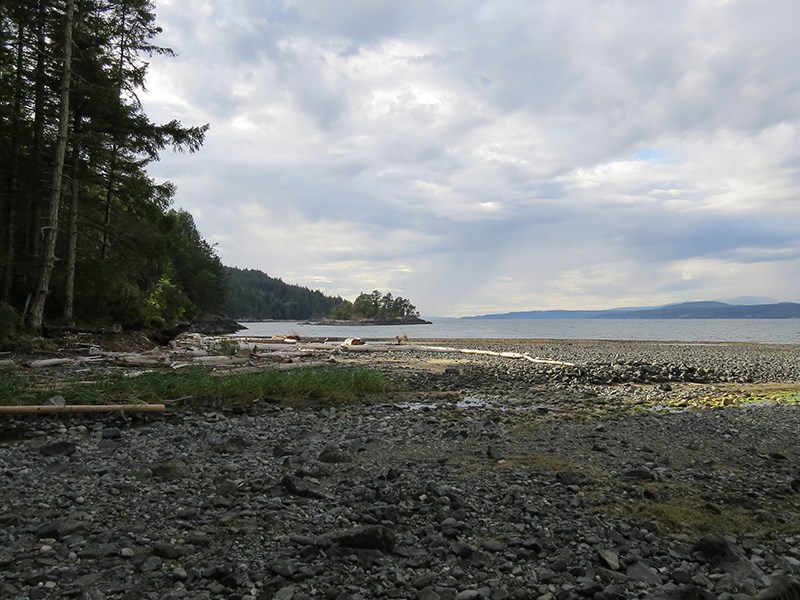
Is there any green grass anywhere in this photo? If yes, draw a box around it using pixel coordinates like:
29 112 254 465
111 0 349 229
0 366 394 407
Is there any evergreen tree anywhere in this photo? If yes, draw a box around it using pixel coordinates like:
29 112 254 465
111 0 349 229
0 0 218 332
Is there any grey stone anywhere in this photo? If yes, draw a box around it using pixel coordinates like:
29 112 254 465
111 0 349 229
626 561 662 585
330 525 396 553
281 474 330 499
318 444 351 463
39 440 76 456
151 460 192 480
598 548 620 570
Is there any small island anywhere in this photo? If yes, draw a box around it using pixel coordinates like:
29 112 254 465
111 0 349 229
307 290 431 326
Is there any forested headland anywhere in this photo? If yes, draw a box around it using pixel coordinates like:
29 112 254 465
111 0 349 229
0 0 225 339
223 266 344 321
0 1 424 344
223 269 425 325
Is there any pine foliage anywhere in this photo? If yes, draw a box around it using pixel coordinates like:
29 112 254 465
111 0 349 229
0 0 224 330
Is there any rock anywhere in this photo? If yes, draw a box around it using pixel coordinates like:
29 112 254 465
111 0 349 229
329 525 396 553
626 561 662 585
318 444 351 463
449 542 474 559
35 521 64 539
647 585 716 599
621 466 656 481
480 539 506 553
487 446 504 461
39 440 77 456
152 543 184 559
755 577 800 599
139 556 162 572
693 533 741 563
598 548 620 570
212 434 247 453
151 460 192 480
281 474 330 499
189 314 245 335
102 427 122 439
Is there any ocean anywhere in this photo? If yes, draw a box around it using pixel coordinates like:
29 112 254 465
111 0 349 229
229 318 800 344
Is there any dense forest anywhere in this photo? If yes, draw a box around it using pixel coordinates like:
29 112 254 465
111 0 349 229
0 0 225 337
223 266 344 321
329 290 419 321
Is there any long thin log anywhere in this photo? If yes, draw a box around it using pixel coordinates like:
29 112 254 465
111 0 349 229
272 361 331 370
0 403 165 414
26 358 76 368
252 351 314 359
336 343 575 366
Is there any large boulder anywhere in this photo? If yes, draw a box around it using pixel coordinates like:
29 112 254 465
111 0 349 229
189 314 245 335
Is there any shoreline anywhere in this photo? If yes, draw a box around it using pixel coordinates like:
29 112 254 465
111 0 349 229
1 337 799 598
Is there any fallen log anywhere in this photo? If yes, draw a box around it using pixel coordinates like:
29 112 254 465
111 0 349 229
272 360 332 370
25 358 76 368
336 343 575 366
188 355 249 365
252 351 315 360
0 403 165 414
111 355 167 366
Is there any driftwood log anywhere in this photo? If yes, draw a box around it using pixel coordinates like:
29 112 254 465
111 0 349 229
336 343 575 366
0 403 165 414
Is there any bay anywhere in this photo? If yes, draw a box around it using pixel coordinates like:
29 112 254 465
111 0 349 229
230 318 800 344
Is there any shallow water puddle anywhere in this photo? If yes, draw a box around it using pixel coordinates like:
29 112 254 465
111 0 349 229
389 396 558 414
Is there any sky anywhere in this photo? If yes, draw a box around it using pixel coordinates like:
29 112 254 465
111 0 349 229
141 0 800 317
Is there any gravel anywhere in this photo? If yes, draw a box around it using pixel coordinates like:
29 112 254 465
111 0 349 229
1 339 800 600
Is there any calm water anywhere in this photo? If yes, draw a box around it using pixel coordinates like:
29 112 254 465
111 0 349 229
230 318 800 344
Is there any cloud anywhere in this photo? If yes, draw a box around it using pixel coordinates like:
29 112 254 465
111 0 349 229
143 0 800 315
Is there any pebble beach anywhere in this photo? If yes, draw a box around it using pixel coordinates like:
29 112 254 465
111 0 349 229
1 338 800 600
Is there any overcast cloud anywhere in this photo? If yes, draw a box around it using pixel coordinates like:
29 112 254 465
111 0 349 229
142 0 800 316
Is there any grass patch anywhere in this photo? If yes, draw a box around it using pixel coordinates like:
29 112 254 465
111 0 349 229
618 495 800 537
596 480 800 537
498 452 587 472
0 366 393 407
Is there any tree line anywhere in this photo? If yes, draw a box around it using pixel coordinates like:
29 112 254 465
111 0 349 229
223 267 345 321
0 0 225 335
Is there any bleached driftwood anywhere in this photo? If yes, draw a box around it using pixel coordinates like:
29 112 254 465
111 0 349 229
111 354 168 366
171 356 250 370
252 351 316 360
335 342 575 366
25 358 76 368
271 360 332 370
431 346 575 366
189 355 249 365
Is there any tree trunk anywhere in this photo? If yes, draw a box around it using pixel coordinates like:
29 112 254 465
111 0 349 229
1 20 27 304
100 145 117 261
63 115 81 324
27 0 75 332
27 0 48 262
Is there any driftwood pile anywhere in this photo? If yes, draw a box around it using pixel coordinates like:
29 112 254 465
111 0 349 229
2 334 575 373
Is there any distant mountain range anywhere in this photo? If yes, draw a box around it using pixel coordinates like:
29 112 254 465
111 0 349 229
465 301 800 320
